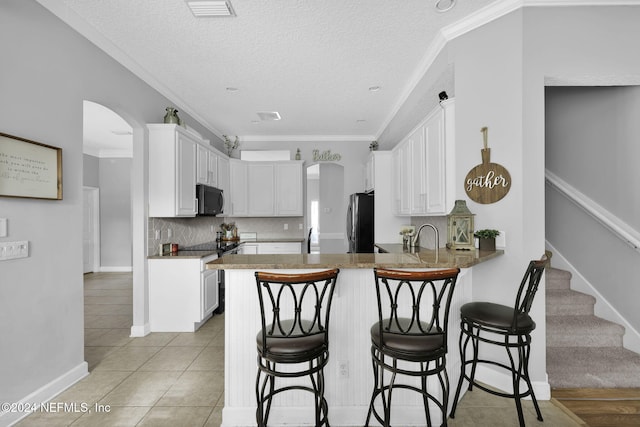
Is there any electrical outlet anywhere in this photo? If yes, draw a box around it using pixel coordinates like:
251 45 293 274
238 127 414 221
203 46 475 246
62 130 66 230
284 223 288 230
167 228 172 239
0 241 29 261
155 229 161 240
338 360 349 378
299 223 303 230
0 218 7 237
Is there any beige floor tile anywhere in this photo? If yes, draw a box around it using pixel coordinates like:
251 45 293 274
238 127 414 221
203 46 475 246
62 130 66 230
167 331 216 347
84 295 132 305
155 371 224 407
126 332 178 347
204 406 223 427
91 346 162 371
139 346 204 371
84 314 132 329
84 328 109 343
187 346 225 371
70 406 150 427
84 304 132 316
100 371 182 406
137 406 214 426
84 346 120 371
14 408 84 426
85 328 132 347
55 370 132 405
84 288 132 297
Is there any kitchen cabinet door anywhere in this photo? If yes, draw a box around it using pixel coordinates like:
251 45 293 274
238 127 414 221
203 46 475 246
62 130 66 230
424 107 447 214
410 128 427 215
148 124 198 217
196 143 210 185
208 150 218 188
217 156 230 213
201 269 219 319
229 159 248 216
275 162 303 216
248 163 275 216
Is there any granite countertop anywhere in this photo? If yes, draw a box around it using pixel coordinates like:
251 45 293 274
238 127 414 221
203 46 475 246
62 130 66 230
240 238 305 243
148 250 218 260
205 247 503 270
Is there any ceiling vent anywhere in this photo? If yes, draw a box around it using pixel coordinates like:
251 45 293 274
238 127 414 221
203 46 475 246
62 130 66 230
257 111 281 121
186 1 236 17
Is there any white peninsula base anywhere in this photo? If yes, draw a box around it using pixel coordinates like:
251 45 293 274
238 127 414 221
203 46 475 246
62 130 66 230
221 267 472 427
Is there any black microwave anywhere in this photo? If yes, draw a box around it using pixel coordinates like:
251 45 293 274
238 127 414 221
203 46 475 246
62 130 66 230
196 185 224 216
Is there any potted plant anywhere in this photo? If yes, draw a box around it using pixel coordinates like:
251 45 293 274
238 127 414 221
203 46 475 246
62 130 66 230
474 229 500 251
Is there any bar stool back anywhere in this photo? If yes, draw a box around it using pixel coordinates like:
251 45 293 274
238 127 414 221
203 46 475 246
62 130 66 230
255 268 340 427
365 267 460 427
449 258 546 427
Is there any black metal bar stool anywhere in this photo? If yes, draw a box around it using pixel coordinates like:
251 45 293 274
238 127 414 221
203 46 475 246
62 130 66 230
449 259 546 427
365 267 460 427
255 268 340 427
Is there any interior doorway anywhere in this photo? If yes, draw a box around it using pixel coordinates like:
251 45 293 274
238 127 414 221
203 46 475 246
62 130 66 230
306 162 345 254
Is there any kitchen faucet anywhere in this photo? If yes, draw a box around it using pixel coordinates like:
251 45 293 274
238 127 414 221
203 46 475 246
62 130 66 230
411 223 440 251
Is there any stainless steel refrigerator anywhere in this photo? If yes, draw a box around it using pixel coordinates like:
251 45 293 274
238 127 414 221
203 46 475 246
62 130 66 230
346 192 374 253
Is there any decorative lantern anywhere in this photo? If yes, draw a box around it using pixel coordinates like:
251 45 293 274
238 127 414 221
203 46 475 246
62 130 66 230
446 200 475 251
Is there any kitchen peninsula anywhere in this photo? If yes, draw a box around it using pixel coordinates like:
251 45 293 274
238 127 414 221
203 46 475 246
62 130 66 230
206 247 503 427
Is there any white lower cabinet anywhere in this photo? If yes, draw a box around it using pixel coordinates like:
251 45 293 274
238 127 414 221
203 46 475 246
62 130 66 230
238 242 301 254
149 254 218 332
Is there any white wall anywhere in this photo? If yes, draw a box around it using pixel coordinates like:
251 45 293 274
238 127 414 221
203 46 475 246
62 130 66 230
0 1 219 418
545 86 640 333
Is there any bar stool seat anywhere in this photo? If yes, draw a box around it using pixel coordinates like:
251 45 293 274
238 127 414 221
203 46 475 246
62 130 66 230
370 320 446 360
459 302 535 331
256 319 326 361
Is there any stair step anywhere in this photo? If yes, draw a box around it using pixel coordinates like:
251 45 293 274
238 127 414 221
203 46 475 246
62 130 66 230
546 315 625 348
546 289 596 316
546 267 572 290
547 346 640 388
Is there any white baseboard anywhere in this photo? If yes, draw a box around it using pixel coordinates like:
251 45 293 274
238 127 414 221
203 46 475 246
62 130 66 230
546 242 640 354
222 404 444 427
99 266 133 272
130 323 151 337
0 362 88 427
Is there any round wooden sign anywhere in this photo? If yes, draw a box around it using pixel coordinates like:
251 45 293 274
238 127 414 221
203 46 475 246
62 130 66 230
464 128 511 204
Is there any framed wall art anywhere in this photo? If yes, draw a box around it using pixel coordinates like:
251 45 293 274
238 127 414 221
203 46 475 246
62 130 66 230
0 132 63 200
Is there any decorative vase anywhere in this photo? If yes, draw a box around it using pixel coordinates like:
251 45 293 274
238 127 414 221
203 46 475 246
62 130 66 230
163 107 180 124
478 237 496 252
295 148 301 160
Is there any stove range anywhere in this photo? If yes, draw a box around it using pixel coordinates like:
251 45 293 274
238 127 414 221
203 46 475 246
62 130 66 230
182 241 239 256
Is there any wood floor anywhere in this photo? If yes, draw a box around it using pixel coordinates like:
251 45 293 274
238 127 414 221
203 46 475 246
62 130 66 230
552 388 640 427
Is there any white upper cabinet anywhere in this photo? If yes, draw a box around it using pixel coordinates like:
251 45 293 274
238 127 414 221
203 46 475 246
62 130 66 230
230 160 303 217
391 99 455 216
248 162 275 216
148 124 199 217
229 159 249 216
196 142 221 188
275 162 303 216
217 156 230 211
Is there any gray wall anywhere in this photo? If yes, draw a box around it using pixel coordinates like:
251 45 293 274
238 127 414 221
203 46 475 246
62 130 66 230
83 154 99 187
546 86 640 332
0 0 218 411
99 158 132 268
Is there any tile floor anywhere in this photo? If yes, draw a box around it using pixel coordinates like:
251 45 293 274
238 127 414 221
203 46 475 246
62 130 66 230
16 272 581 427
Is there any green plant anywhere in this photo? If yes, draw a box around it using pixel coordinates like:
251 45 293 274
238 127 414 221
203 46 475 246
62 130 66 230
474 229 500 239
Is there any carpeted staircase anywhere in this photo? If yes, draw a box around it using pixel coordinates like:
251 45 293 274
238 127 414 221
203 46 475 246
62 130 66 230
546 266 640 388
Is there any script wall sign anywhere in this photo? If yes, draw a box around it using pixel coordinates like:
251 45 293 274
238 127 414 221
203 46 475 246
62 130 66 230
464 127 511 204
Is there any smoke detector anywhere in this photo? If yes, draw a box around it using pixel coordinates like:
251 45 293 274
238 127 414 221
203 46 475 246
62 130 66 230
186 1 236 17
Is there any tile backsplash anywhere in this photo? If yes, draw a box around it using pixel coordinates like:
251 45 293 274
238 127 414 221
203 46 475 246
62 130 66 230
148 216 305 255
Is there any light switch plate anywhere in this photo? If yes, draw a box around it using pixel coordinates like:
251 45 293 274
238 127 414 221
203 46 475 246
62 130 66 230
0 241 29 261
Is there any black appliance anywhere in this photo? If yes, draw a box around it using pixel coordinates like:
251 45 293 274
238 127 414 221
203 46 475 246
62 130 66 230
346 192 374 253
196 184 224 216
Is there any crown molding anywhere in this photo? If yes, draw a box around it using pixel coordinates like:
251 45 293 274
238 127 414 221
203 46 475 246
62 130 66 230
242 134 376 143
34 0 226 141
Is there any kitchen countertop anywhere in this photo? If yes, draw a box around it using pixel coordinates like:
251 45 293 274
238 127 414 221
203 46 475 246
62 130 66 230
205 247 503 270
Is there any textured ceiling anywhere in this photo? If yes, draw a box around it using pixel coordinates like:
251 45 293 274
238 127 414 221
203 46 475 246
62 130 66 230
39 0 499 142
